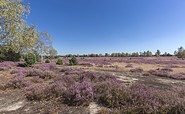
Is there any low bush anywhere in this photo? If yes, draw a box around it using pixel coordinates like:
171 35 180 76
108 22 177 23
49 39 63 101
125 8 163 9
130 67 143 73
69 56 78 65
170 73 185 80
0 47 21 62
56 58 63 65
27 69 57 79
45 59 50 63
63 78 94 106
25 84 47 101
125 64 133 68
25 53 36 67
94 80 126 108
3 77 31 89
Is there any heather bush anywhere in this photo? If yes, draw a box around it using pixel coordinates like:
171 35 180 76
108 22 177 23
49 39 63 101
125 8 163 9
69 56 78 65
148 69 170 77
130 67 143 73
125 64 133 68
94 80 126 108
170 73 185 80
56 58 63 65
79 62 93 67
147 68 185 80
0 61 16 70
60 67 72 72
45 59 50 63
30 77 44 83
27 69 57 79
63 78 94 106
27 69 44 77
25 84 47 101
161 67 173 72
3 77 31 89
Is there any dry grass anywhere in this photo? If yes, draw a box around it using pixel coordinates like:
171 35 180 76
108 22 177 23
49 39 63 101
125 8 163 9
0 71 12 84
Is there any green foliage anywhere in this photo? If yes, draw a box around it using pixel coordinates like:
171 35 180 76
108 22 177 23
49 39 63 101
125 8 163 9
0 46 21 62
176 47 185 59
49 47 57 59
0 0 29 51
56 58 63 65
0 0 57 60
155 49 161 56
25 53 36 67
45 59 50 63
69 56 78 65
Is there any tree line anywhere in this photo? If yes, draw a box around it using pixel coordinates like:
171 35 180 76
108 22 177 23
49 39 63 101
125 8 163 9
64 50 173 58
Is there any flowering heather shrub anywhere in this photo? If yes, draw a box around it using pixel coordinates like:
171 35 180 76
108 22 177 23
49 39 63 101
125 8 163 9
148 69 170 77
161 67 173 72
33 63 57 71
125 64 133 68
94 80 126 108
3 77 31 89
79 62 93 67
170 73 185 80
143 72 150 76
25 84 47 101
60 67 72 72
27 69 44 77
63 78 94 106
30 77 44 83
130 67 143 73
0 61 16 70
128 84 163 113
10 67 28 75
27 69 57 79
147 69 185 80
79 71 119 83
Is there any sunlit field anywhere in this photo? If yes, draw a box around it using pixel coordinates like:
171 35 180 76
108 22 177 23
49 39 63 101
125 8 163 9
0 56 185 113
1 0 185 113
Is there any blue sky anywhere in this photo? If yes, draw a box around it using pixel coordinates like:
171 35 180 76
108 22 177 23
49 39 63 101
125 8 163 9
27 0 185 55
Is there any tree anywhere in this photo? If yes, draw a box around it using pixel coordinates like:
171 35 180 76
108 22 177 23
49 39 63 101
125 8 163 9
0 0 29 51
146 51 152 57
69 56 78 65
0 0 57 63
49 47 57 59
155 50 161 57
176 46 185 59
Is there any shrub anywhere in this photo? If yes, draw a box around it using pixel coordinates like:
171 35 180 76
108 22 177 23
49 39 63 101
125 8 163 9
3 77 31 89
169 73 185 80
130 67 143 73
0 61 16 70
27 69 57 79
45 59 50 63
94 80 126 108
56 58 63 65
25 84 47 101
69 56 78 65
161 67 173 72
0 47 21 62
125 64 133 68
63 78 94 106
25 53 36 67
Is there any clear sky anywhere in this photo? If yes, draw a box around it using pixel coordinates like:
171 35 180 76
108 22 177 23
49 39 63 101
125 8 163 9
27 0 185 55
